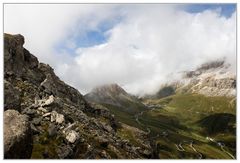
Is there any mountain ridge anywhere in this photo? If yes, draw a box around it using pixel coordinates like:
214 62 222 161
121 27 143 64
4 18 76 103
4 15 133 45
4 33 151 159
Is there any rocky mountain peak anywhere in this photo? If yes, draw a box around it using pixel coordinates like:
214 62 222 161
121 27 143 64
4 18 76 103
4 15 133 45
175 59 236 97
91 83 127 96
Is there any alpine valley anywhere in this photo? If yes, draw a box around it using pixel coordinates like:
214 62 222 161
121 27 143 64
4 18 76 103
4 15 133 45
4 34 236 159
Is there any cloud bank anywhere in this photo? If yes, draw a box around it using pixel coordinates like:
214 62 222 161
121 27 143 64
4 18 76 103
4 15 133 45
4 4 236 96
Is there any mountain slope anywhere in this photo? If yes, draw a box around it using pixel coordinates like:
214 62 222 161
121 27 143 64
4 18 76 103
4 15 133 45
85 83 147 114
139 60 236 159
4 33 151 159
84 84 148 129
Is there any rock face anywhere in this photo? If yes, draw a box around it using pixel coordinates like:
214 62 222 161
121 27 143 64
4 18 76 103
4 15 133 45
163 60 236 97
4 80 21 111
4 110 33 158
4 33 150 159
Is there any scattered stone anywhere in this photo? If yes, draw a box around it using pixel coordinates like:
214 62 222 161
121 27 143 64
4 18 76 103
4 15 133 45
66 130 79 143
62 122 76 134
43 112 51 117
42 95 54 107
51 111 65 124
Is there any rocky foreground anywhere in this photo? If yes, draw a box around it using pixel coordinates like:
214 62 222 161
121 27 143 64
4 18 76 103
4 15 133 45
4 33 151 159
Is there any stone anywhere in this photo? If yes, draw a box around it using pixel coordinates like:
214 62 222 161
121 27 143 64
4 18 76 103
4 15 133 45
102 124 113 133
4 110 33 158
22 107 36 116
43 112 51 117
38 106 48 113
4 80 21 111
66 130 79 143
51 111 65 124
32 117 42 125
42 95 54 107
48 124 57 137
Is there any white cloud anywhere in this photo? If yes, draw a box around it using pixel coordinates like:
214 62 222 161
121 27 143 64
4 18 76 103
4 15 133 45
4 4 236 96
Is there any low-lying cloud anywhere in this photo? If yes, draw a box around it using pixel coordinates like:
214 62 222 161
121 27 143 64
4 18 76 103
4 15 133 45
4 4 236 96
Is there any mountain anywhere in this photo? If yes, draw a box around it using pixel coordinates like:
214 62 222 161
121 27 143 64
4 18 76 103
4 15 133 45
84 84 148 129
85 83 147 114
176 60 236 97
3 34 151 159
139 60 236 159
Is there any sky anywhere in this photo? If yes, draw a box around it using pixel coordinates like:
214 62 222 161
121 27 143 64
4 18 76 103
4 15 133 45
4 4 236 96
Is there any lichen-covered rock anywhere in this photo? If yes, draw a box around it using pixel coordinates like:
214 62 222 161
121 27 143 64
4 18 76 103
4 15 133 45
4 110 33 159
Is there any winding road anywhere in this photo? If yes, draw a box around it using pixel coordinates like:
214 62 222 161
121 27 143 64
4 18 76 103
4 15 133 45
206 137 235 159
134 105 204 159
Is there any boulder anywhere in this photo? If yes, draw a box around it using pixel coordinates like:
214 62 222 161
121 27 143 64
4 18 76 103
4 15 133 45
4 110 33 158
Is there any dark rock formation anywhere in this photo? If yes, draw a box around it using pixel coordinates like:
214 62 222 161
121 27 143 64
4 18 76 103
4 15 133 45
4 80 21 111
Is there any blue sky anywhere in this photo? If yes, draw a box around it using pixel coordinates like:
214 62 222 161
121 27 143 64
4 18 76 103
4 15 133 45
55 4 236 55
184 4 236 18
55 15 123 55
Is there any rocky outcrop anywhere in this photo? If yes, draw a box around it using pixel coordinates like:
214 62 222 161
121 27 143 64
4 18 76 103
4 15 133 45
4 33 150 159
4 80 21 111
168 60 236 97
4 110 33 158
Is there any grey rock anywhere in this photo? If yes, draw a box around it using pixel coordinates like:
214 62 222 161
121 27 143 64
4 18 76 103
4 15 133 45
32 117 42 125
4 80 21 111
22 107 36 116
4 110 33 158
48 124 57 137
